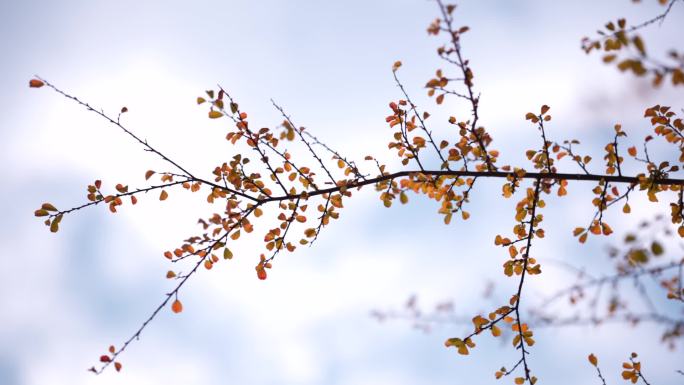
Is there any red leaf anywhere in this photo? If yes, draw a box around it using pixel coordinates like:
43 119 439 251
257 268 267 280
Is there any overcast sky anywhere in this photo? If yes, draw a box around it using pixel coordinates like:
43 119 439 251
2 1 684 384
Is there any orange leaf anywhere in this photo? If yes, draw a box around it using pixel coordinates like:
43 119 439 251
588 353 598 366
114 362 122 372
29 79 44 88
159 190 168 201
171 299 183 313
627 146 637 157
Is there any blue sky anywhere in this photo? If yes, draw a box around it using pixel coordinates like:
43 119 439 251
2 1 684 384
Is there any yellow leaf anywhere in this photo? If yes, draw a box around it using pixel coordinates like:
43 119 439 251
330 195 343 208
208 110 223 119
49 215 62 233
41 203 58 211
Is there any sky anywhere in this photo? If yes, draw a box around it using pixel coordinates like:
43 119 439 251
1 1 684 384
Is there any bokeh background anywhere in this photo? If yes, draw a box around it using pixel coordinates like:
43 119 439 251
1 0 683 384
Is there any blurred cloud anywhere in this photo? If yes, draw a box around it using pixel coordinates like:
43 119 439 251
2 1 683 384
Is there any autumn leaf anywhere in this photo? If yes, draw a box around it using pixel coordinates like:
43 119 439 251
41 203 58 211
257 268 267 280
29 79 44 88
627 146 637 156
588 353 598 366
171 299 183 313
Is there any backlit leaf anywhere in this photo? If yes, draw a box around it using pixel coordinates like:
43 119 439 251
171 299 183 313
